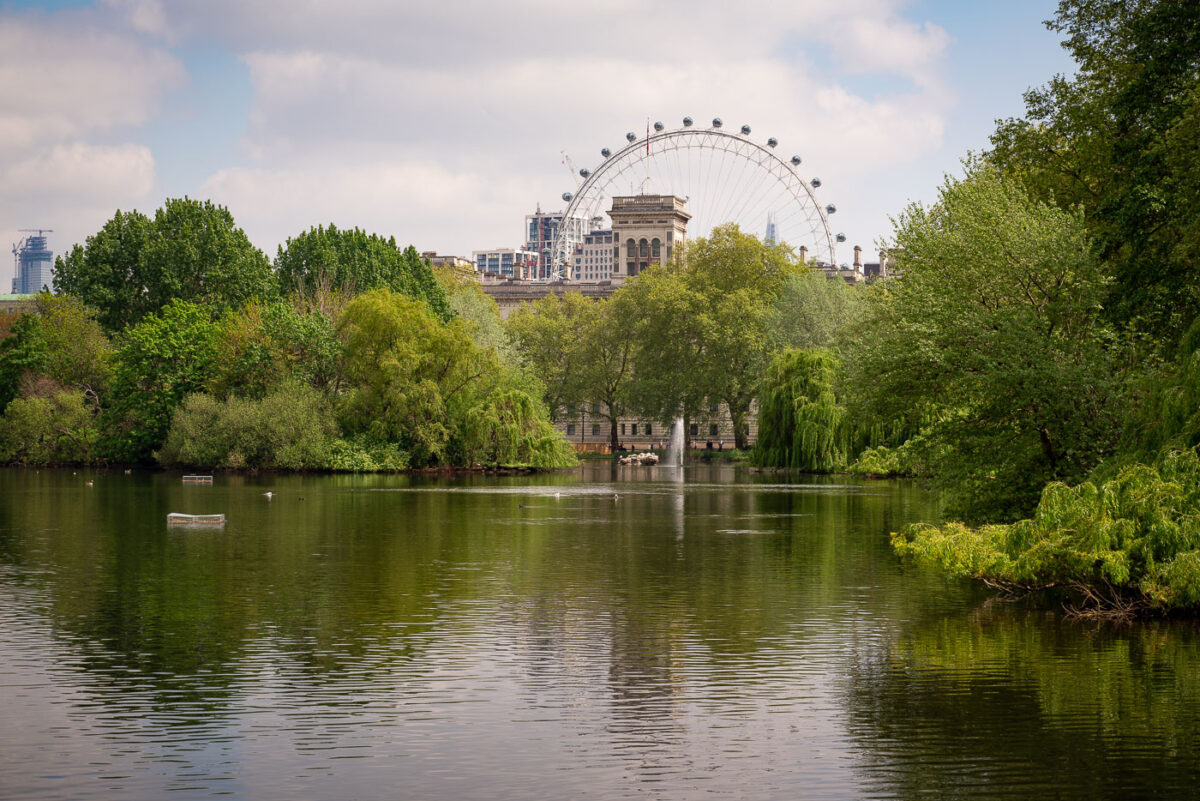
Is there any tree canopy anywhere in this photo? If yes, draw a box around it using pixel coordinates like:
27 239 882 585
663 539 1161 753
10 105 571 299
54 199 275 332
275 225 451 320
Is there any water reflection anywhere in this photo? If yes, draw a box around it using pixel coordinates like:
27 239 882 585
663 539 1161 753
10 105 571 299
844 605 1200 799
2 466 1199 799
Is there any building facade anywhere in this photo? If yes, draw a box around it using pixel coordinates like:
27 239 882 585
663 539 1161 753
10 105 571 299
570 228 615 282
608 195 690 285
420 251 473 269
472 248 538 280
526 207 601 280
12 231 53 295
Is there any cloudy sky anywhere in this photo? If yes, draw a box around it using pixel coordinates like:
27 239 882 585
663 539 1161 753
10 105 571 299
1 0 1073 288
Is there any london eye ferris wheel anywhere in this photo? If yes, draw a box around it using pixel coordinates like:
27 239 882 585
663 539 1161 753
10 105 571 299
551 117 843 280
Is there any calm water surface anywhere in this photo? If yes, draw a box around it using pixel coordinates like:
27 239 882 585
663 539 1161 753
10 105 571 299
1 464 1198 800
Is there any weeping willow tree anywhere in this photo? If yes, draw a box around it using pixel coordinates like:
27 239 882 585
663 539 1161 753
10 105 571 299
752 348 845 471
460 389 576 469
893 448 1200 616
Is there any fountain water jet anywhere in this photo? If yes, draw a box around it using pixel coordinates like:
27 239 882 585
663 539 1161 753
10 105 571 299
664 416 686 467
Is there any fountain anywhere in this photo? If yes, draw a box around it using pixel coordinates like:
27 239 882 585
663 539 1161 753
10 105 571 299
664 416 685 467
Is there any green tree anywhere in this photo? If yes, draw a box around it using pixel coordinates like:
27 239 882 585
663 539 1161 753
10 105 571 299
53 209 154 332
507 291 638 450
753 349 845 471
210 301 342 400
33 294 113 402
103 300 219 462
844 161 1126 520
158 381 338 469
337 289 494 466
0 386 97 465
767 268 861 351
0 313 48 412
275 225 451 320
989 0 1200 341
54 199 275 331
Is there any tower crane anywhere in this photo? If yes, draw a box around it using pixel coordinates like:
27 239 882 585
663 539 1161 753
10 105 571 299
561 150 582 189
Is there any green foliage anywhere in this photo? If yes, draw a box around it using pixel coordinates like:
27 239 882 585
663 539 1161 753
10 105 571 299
157 382 337 469
847 439 927 478
210 301 342 399
767 267 860 352
989 0 1200 341
460 389 577 468
752 349 845 471
1120 315 1200 461
0 313 48 412
54 199 275 332
844 162 1126 520
275 225 451 320
325 435 409 472
0 386 98 464
437 268 515 361
892 449 1200 613
32 294 113 396
52 209 154 332
103 300 219 463
507 291 636 448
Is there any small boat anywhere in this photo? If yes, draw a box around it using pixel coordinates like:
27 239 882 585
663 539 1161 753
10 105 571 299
182 475 214 485
167 513 226 526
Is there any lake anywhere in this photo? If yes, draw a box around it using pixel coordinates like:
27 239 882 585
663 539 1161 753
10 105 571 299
1 463 1198 799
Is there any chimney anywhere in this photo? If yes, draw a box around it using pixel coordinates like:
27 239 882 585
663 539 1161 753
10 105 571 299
853 245 862 269
799 245 808 265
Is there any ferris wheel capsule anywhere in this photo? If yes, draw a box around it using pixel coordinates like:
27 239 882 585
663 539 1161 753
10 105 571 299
683 116 694 126
740 124 751 135
601 147 611 158
767 137 778 148
791 155 801 166
653 121 664 132
580 168 590 178
712 117 723 128
811 177 822 187
826 204 837 214
626 132 637 142
562 192 573 202
836 232 847 243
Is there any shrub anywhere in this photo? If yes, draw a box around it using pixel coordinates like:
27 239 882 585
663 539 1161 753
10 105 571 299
158 382 337 469
892 449 1200 614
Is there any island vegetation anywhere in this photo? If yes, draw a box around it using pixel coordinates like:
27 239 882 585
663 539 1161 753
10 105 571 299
1 1 1198 613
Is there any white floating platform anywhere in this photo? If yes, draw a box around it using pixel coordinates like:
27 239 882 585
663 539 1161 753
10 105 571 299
167 513 225 526
182 475 214 484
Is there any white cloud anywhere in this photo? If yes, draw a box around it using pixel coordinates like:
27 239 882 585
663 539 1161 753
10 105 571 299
199 161 531 259
0 13 184 150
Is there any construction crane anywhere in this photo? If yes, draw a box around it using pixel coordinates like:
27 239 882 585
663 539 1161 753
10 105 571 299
561 150 582 189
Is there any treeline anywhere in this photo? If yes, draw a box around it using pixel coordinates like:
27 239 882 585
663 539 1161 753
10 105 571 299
0 199 573 471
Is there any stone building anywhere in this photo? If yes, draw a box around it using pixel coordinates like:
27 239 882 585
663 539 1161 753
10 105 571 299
609 195 690 285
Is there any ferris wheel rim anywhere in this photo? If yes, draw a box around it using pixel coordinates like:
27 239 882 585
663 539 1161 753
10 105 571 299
551 121 838 279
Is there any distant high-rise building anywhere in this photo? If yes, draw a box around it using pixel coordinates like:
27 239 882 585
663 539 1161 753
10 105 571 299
472 247 538 280
570 228 615 282
764 213 777 247
525 205 602 280
12 230 53 295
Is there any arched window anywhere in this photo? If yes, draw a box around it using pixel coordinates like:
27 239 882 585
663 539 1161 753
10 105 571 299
639 238 649 258
651 238 661 259
626 239 635 258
